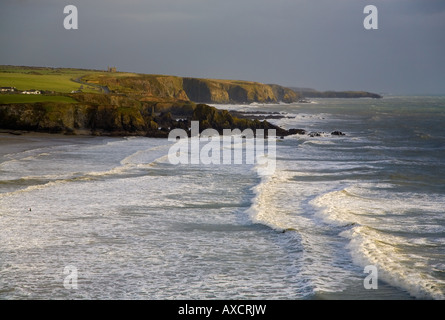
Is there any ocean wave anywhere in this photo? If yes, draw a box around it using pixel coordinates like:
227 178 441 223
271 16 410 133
245 170 292 231
313 184 445 299
341 225 445 300
244 166 364 296
0 142 173 200
0 179 70 201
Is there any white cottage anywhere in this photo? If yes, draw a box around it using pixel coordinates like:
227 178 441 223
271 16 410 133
0 87 16 92
22 90 41 95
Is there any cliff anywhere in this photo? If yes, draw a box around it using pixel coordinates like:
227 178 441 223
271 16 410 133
81 73 301 104
0 65 313 137
83 74 190 101
290 87 382 99
182 78 300 104
268 84 300 103
0 101 146 135
0 94 290 137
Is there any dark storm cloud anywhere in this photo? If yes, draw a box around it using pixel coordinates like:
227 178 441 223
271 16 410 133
0 0 444 94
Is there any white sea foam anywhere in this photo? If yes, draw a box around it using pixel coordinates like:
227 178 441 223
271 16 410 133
313 184 445 299
342 226 445 300
245 165 364 295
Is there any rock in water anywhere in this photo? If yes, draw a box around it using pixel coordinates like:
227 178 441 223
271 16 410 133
288 128 306 135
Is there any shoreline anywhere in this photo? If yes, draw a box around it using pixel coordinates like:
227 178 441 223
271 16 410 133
0 102 302 138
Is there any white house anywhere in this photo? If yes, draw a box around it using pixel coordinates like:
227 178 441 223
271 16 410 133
0 87 16 92
22 90 41 95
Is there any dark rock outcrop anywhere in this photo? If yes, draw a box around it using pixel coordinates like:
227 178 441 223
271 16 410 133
288 128 306 135
182 78 212 103
0 100 293 138
331 131 346 136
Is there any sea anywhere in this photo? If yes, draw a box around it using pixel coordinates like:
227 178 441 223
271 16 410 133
0 96 444 300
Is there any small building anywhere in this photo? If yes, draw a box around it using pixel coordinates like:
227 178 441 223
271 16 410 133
0 87 16 92
107 66 117 73
22 90 41 95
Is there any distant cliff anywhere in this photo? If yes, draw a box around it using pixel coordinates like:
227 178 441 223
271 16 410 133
81 73 301 104
290 87 382 99
182 78 300 104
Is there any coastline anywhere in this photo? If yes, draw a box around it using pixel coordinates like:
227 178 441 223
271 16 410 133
0 65 381 139
0 102 302 138
1 96 444 300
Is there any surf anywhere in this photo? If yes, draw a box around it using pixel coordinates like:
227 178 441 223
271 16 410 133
313 184 445 299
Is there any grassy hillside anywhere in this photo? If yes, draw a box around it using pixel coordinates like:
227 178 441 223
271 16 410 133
1 65 301 103
0 66 102 93
82 73 189 100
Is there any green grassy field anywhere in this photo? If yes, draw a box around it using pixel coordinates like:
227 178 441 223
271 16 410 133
0 65 103 93
0 94 78 104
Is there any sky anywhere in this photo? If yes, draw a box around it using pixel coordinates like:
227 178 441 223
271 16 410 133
1 0 444 94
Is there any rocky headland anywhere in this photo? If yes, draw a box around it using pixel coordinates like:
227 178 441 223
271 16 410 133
0 68 304 137
0 66 368 138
